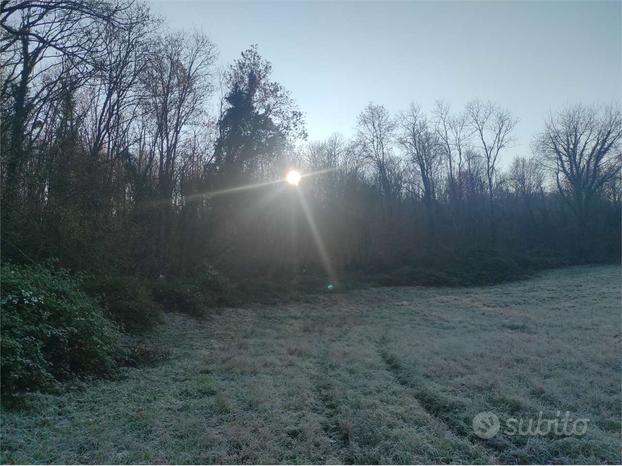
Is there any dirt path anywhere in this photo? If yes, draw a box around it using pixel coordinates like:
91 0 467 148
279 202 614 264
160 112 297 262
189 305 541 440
2 265 620 464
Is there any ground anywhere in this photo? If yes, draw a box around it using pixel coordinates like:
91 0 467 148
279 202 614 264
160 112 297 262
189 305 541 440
1 265 620 464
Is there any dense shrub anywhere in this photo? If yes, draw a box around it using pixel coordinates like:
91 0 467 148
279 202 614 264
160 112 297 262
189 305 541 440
152 265 234 316
152 280 206 316
84 276 163 333
373 248 564 287
1 263 120 396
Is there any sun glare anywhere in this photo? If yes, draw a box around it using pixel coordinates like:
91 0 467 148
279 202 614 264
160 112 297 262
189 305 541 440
286 170 302 186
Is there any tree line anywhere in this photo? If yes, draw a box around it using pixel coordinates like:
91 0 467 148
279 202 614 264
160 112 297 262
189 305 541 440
2 0 620 289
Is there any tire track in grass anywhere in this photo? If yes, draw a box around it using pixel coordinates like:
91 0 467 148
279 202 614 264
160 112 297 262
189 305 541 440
308 319 391 463
309 340 353 463
377 340 506 459
308 326 485 464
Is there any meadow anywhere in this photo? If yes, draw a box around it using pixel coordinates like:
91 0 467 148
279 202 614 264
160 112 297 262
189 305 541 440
1 265 620 464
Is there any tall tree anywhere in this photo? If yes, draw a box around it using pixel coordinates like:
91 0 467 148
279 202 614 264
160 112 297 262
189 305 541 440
433 100 469 202
398 104 441 210
354 103 397 209
212 44 305 186
0 0 133 197
537 104 622 239
139 31 216 270
465 99 516 208
141 31 215 204
80 3 152 160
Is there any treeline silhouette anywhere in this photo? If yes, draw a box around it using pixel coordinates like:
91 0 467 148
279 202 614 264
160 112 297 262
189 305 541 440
2 0 621 292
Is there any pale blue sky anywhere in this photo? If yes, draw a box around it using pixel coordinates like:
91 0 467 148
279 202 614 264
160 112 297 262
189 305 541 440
149 0 621 164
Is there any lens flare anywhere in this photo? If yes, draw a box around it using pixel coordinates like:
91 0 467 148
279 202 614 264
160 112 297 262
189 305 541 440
296 190 338 286
286 170 302 186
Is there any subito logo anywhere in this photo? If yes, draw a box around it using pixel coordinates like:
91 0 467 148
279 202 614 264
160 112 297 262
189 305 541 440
472 412 500 439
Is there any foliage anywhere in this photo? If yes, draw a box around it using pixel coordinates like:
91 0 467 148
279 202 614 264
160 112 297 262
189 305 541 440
83 275 163 334
0 263 120 396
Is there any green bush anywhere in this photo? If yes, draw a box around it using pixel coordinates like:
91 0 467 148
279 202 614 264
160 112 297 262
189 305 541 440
1 263 120 396
84 275 163 333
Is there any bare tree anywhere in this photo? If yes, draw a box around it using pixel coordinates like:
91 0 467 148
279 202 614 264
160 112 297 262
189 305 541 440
508 156 544 198
508 155 545 222
465 99 516 207
537 104 622 230
354 103 397 208
141 31 216 204
398 104 441 209
304 134 348 201
433 100 469 201
0 0 134 147
138 31 216 269
80 2 152 160
0 0 136 221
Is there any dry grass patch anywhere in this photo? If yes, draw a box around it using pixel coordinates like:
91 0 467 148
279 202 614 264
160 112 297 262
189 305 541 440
1 265 620 464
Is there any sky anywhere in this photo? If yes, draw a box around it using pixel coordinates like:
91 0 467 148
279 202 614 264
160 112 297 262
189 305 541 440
149 0 621 165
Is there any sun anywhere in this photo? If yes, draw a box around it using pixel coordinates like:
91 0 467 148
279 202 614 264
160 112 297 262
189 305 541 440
286 170 302 186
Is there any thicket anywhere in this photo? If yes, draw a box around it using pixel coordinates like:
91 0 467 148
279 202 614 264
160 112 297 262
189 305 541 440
1 263 120 396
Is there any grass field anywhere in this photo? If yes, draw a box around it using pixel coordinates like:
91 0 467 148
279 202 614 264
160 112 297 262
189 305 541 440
1 265 620 464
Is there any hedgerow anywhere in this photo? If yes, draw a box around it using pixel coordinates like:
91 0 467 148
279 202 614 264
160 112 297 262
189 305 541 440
1 263 120 396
